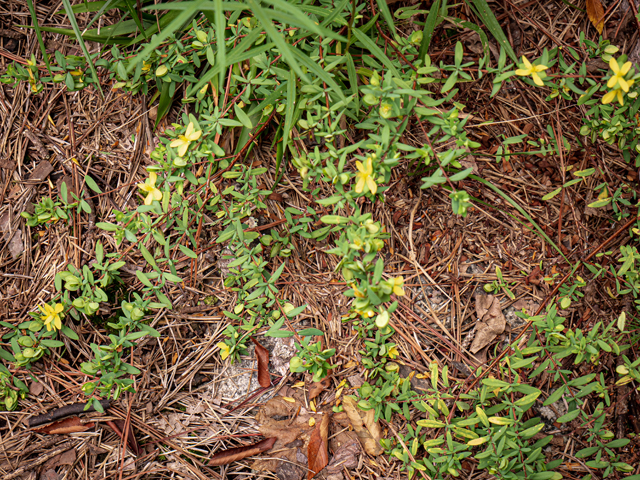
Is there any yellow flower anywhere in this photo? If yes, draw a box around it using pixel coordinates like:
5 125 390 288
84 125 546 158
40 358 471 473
170 122 202 157
388 345 399 359
352 285 366 298
515 56 548 86
607 58 633 92
392 276 405 296
217 342 230 360
602 84 635 106
141 61 152 72
356 308 375 318
39 303 64 332
137 172 163 205
354 156 377 195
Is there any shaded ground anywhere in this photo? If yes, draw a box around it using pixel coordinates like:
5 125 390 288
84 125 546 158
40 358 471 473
1 0 640 479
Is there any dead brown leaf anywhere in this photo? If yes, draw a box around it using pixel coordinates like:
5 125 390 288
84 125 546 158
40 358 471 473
307 413 330 479
341 396 383 456
32 416 94 435
586 0 605 34
107 420 142 456
327 431 360 472
470 294 506 354
309 377 330 400
251 337 271 388
209 437 276 466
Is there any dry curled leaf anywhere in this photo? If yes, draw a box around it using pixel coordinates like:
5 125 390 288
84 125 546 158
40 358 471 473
251 337 271 388
209 437 276 466
31 416 94 435
307 413 330 479
308 377 330 400
470 294 506 354
341 396 383 456
586 0 604 34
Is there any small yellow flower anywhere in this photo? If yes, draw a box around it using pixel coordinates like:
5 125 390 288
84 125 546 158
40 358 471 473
354 156 377 195
602 85 634 106
515 56 548 86
141 61 152 72
352 285 366 298
170 122 202 157
137 172 163 205
388 345 399 359
39 303 64 332
356 308 375 318
217 342 230 360
391 276 405 296
607 58 633 92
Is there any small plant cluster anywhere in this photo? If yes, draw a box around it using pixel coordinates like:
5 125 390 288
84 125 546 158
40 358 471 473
378 295 635 479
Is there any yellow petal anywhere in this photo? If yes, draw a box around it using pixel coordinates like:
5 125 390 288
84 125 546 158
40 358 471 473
355 160 365 173
532 72 544 86
619 77 629 92
602 89 616 104
55 316 62 330
366 176 377 195
54 304 64 314
188 129 202 142
365 156 373 175
393 285 405 296
45 322 52 332
616 89 625 106
151 188 163 201
148 172 157 185
178 142 189 157
144 193 154 205
607 76 618 89
185 122 194 138
620 61 632 76
609 57 619 74
355 175 365 193
515 69 530 77
170 139 184 148
521 56 532 69
39 305 47 314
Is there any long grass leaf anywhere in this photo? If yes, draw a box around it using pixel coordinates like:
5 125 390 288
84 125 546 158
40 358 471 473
468 0 516 61
128 0 204 72
374 0 397 38
189 27 266 95
418 0 441 60
26 0 51 74
61 0 103 97
122 0 148 39
57 0 124 15
246 0 307 83
290 46 347 102
345 52 359 111
352 28 400 78
214 0 226 90
470 174 570 263
27 25 133 45
263 0 347 41
282 69 296 158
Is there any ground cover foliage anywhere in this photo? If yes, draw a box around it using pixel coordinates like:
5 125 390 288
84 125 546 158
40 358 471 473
1 0 640 478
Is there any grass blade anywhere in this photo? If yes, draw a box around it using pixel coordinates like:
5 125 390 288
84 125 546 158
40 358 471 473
418 0 441 61
25 0 51 74
61 0 103 97
468 0 516 61
214 0 226 90
470 174 570 264
374 0 397 38
352 28 400 78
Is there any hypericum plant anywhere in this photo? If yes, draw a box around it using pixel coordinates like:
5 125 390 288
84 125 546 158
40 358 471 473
0 364 28 411
289 337 336 383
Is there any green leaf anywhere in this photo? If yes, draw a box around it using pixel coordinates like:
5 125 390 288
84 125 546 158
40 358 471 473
543 386 565 406
40 339 65 348
61 325 79 340
587 197 612 208
419 0 441 60
542 188 562 201
179 245 198 259
233 103 253 129
449 168 473 182
136 270 153 287
299 328 324 336
556 409 581 423
139 244 158 269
